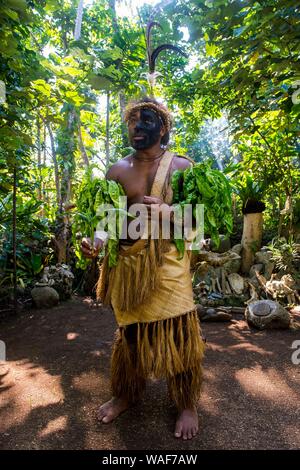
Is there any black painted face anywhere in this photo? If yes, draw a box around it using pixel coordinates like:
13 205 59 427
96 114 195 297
128 108 163 150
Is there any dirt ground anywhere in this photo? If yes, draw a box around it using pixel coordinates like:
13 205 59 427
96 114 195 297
0 296 300 450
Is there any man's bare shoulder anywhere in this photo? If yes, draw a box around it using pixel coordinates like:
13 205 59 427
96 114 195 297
172 155 194 172
105 156 132 181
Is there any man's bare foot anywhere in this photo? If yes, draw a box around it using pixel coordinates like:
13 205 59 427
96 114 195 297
174 408 199 440
97 396 129 424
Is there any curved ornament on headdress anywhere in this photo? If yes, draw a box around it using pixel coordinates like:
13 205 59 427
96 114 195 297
145 21 187 95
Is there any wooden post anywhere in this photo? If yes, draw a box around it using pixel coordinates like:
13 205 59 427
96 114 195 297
241 212 263 274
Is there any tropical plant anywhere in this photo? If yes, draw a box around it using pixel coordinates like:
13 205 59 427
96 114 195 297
233 174 266 214
267 237 300 275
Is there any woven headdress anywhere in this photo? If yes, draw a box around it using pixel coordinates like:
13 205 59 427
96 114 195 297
124 98 172 133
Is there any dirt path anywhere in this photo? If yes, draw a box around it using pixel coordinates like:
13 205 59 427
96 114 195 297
0 297 300 450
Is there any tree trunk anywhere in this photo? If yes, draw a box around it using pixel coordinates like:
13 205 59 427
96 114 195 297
77 115 89 167
12 165 17 314
43 124 46 167
41 123 47 215
105 91 110 169
47 121 69 263
57 107 76 264
119 91 128 148
109 1 128 151
60 107 76 209
74 0 84 40
46 122 61 207
232 193 237 222
278 193 293 239
241 212 263 274
36 114 42 201
108 0 119 34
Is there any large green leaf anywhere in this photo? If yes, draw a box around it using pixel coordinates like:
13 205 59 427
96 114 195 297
88 73 114 91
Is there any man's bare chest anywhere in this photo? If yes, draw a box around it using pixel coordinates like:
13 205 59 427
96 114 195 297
117 164 161 204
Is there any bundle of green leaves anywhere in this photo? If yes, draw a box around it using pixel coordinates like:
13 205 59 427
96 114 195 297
171 162 233 257
73 170 126 269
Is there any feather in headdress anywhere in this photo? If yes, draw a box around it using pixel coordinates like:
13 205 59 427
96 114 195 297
144 21 188 94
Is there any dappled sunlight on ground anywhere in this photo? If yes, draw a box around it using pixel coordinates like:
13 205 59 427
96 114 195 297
228 342 273 355
66 332 80 341
0 360 63 433
235 365 300 403
39 415 68 438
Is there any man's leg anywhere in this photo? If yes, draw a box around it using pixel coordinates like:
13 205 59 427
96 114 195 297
166 312 204 440
98 324 146 423
167 365 203 440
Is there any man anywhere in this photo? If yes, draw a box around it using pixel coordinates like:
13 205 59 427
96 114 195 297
81 97 205 440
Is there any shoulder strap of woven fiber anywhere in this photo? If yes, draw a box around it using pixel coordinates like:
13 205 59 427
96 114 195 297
150 150 174 199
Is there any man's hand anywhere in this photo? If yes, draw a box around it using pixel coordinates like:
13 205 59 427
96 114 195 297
143 196 174 222
81 237 104 259
143 196 163 206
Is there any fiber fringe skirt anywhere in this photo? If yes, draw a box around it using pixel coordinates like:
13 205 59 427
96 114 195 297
96 239 205 408
111 309 205 409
